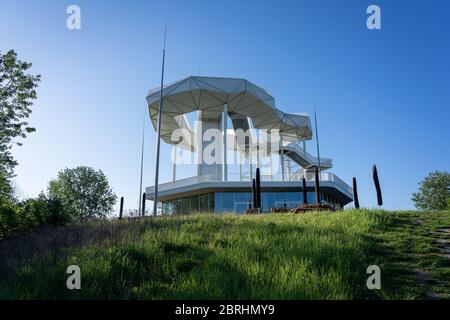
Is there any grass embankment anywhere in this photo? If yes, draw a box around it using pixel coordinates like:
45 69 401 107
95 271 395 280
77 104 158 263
0 210 449 299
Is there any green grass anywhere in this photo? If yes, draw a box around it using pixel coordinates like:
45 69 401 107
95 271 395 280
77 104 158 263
0 209 449 299
371 210 450 299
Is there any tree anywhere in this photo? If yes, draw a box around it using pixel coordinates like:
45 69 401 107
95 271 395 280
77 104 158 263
48 166 117 221
412 171 450 211
0 50 41 202
0 170 13 202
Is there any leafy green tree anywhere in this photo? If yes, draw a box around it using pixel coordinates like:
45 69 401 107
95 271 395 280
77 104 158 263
412 171 450 211
48 166 117 222
0 50 41 202
0 170 13 202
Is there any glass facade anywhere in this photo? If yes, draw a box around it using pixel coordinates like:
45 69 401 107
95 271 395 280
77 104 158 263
162 191 341 215
215 191 319 213
161 192 214 215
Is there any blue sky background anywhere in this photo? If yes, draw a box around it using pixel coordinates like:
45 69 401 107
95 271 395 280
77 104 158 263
1 0 449 213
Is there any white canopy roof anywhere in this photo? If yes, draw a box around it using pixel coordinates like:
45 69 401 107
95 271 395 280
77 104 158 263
146 76 312 149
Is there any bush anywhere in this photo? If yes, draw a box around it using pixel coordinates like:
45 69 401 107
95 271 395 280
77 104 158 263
0 194 71 240
0 201 20 239
19 195 71 226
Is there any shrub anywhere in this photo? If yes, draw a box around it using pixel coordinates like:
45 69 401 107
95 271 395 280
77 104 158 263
19 194 71 227
0 201 20 239
0 194 71 239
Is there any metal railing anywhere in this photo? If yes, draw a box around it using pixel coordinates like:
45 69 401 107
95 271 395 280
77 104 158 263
148 172 352 196
146 174 219 193
284 141 333 168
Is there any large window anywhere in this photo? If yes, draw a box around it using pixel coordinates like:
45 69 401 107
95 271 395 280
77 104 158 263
262 192 274 212
307 192 315 204
162 192 214 215
273 192 304 209
199 193 209 212
163 190 340 215
214 192 251 214
221 192 235 213
215 191 307 213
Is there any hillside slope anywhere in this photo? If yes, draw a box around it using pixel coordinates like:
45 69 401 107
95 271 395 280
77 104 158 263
1 210 449 299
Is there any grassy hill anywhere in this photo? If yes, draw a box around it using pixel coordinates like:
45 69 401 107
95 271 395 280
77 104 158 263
1 209 449 299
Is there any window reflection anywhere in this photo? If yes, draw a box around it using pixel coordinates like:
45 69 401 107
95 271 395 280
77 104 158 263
161 191 340 215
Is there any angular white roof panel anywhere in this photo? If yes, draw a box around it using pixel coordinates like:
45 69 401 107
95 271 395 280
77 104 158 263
146 76 313 147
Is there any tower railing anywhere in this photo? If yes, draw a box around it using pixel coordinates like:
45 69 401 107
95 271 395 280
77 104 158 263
146 172 352 198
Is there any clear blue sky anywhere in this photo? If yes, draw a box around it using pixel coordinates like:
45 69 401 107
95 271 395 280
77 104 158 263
1 0 449 212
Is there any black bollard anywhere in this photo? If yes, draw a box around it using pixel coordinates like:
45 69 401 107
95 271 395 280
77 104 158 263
252 178 257 209
256 167 261 209
352 177 360 209
302 177 307 204
372 164 383 206
119 196 124 220
314 166 320 204
142 193 146 216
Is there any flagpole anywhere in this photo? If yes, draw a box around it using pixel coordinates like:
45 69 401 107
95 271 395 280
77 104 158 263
153 21 167 217
138 117 145 216
314 109 321 180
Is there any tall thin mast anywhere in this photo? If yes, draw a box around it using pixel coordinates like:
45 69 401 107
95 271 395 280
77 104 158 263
314 110 321 180
138 117 145 215
153 21 167 217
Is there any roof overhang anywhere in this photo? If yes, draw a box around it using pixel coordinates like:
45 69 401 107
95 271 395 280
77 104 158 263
145 180 353 206
146 76 313 149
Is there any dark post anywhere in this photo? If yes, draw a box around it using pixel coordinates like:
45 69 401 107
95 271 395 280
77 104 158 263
142 193 146 216
302 177 307 204
372 164 383 206
256 167 261 209
119 196 124 220
314 166 320 204
352 177 360 209
252 178 257 209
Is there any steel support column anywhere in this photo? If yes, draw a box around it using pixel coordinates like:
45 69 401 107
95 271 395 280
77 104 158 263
223 104 228 182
